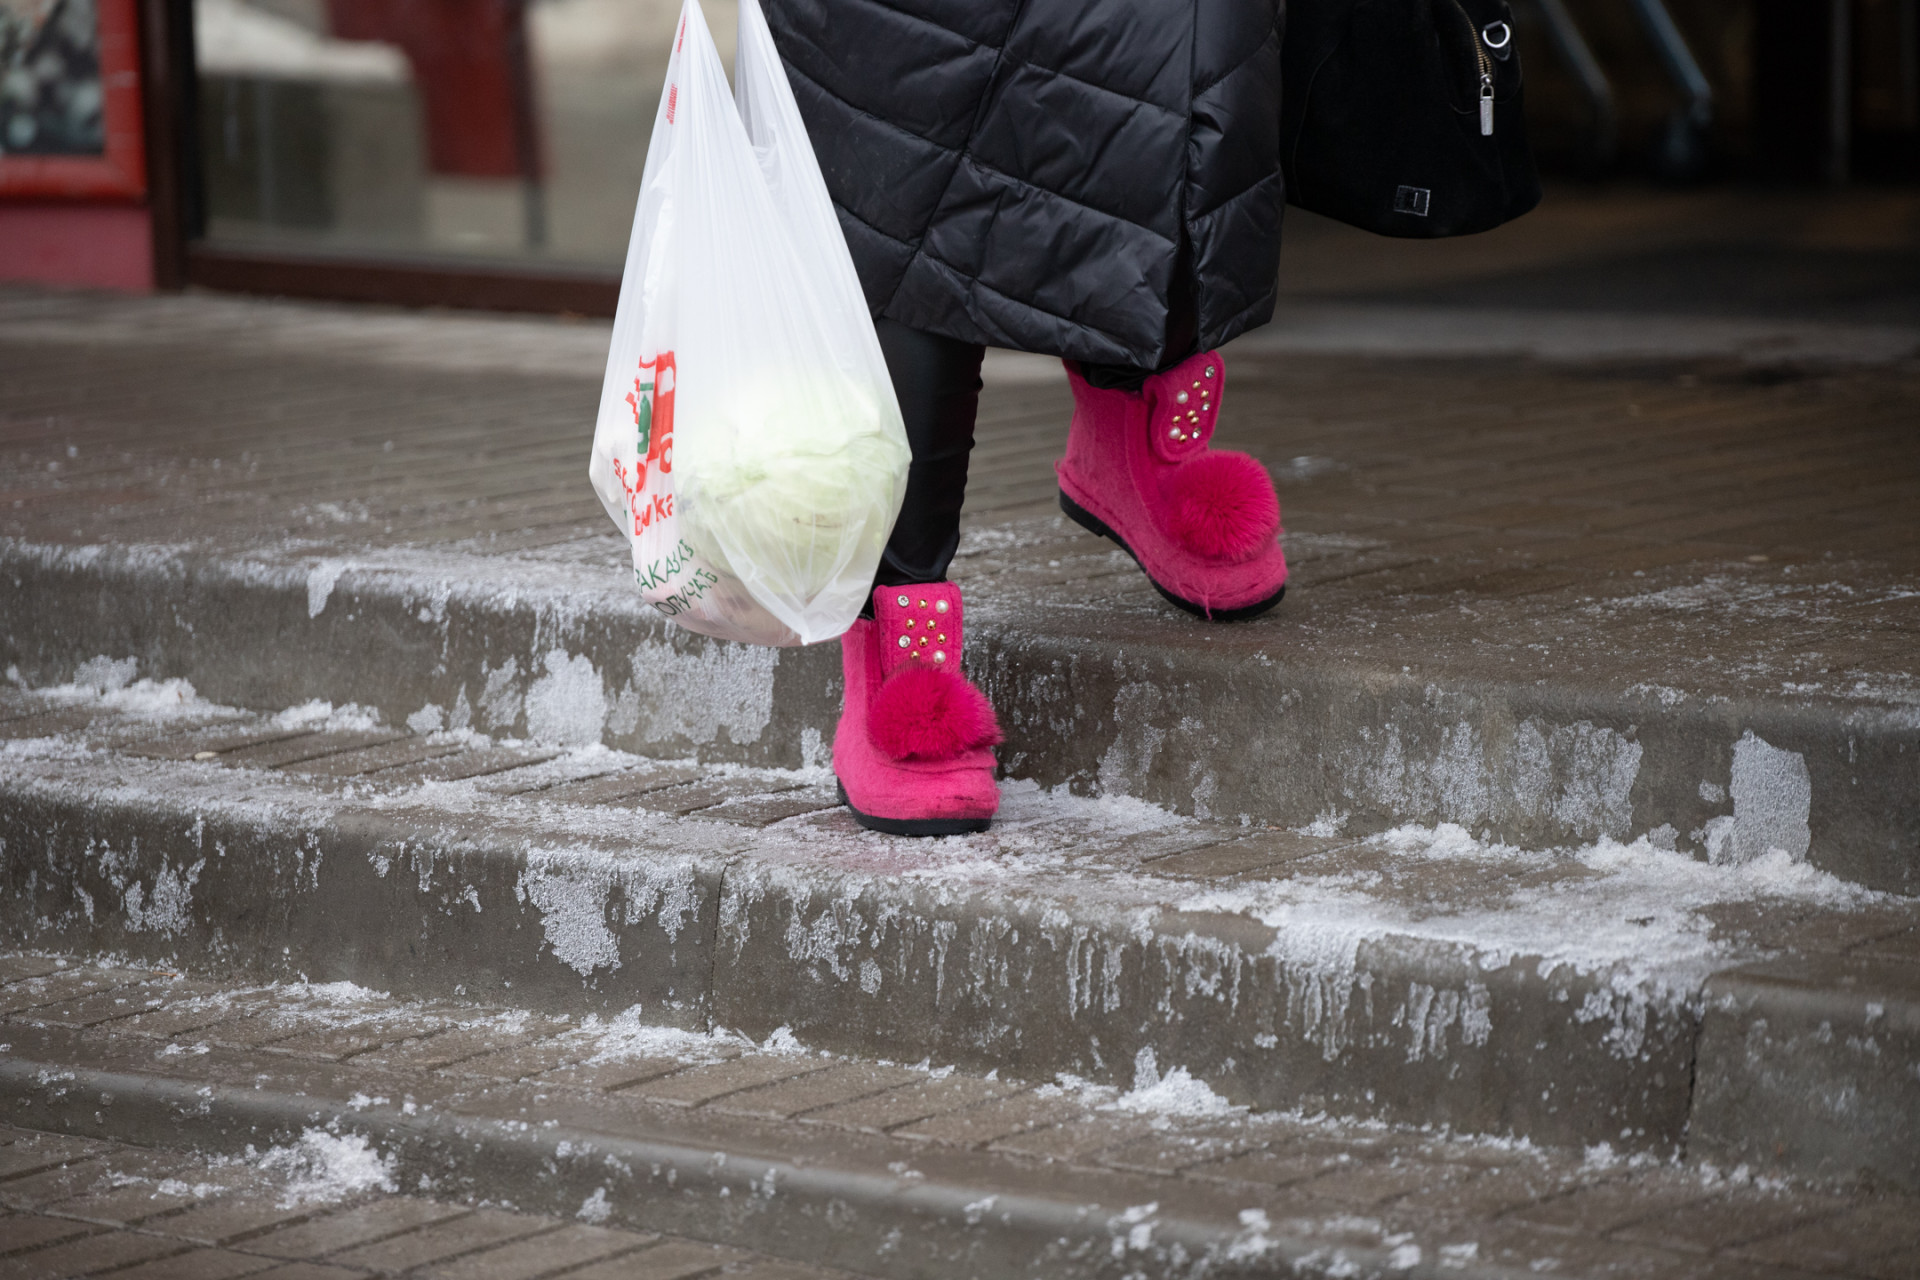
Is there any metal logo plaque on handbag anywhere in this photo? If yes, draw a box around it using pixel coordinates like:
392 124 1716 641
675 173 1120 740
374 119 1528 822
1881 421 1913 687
1281 0 1542 237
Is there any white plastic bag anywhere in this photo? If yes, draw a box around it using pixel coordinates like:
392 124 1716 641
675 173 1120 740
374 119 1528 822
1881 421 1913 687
588 0 909 647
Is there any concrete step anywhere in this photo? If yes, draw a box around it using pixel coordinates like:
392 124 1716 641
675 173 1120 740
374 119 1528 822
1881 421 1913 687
2 687 1916 1188
4 515 1918 899
2 288 1917 895
3 956 1915 1280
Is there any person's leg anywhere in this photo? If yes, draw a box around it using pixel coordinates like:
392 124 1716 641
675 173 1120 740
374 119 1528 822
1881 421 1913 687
873 318 986 589
836 319 999 836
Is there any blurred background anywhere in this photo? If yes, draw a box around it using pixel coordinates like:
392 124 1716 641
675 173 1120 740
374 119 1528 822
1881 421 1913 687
0 0 1916 311
189 0 710 269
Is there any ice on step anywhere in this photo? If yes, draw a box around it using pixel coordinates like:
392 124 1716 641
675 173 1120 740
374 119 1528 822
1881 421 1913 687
256 1128 396 1206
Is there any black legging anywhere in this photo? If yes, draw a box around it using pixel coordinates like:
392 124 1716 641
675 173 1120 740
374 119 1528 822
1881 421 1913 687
872 263 1197 590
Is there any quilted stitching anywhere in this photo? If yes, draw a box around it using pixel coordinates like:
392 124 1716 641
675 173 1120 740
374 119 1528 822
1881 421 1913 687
763 0 1286 366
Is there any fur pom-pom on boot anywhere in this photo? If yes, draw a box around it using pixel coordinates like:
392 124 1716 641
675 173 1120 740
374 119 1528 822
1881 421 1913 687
1057 351 1287 619
834 583 1000 835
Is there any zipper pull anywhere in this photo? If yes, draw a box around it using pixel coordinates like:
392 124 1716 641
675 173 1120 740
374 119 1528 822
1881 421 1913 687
1479 74 1495 136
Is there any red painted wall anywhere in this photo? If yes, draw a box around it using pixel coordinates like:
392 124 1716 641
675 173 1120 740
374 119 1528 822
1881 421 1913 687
0 204 154 293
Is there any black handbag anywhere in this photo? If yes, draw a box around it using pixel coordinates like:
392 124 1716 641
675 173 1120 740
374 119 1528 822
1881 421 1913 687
1281 0 1542 237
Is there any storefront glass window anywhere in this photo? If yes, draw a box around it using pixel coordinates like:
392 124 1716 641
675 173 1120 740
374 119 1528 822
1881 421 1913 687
192 0 734 269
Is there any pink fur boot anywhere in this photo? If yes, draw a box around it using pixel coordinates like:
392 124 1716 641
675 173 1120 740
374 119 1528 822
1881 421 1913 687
1057 351 1287 619
835 582 1000 835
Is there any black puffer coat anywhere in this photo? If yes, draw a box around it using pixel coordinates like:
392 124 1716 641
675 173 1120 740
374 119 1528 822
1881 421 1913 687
763 0 1286 368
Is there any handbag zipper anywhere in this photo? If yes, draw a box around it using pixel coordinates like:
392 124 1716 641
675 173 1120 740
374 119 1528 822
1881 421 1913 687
1449 0 1497 135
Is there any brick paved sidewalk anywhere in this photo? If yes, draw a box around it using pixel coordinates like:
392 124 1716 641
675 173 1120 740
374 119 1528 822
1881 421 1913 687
3 285 1914 704
1 1123 847 1280
4 957 1919 1280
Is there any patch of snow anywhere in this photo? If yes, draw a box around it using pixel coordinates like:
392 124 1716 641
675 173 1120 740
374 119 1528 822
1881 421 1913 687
406 703 446 734
573 1008 750 1066
760 1025 805 1055
1175 821 1882 1061
124 860 203 935
614 640 778 747
30 659 210 721
1726 731 1812 864
1303 811 1348 838
71 656 138 693
256 1129 396 1206
1106 1047 1240 1118
306 559 349 617
273 700 384 732
524 650 607 746
576 1187 612 1223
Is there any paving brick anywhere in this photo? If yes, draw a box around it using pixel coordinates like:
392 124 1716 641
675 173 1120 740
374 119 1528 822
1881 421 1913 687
526 765 705 807
560 1240 749 1280
111 992 287 1041
376 747 561 786
0 1213 99 1256
242 1200 470 1260
234 1265 368 1280
20 982 219 1030
446 1039 593 1083
351 1018 573 1074
0 706 111 741
622 1057 829 1108
799 1076 1020 1133
325 1209 552 1272
1613 1188 1855 1255
1424 1221 1704 1278
720 1262 857 1280
539 1055 709 1093
414 1224 654 1280
222 731 409 771
985 1114 1159 1164
622 780 789 817
1094 1126 1265 1176
1 1148 186 1210
1298 1157 1478 1208
104 1247 280 1280
262 1011 461 1062
1138 831 1346 880
1846 1248 1920 1280
195 1012 312 1051
282 738 465 779
0 959 64 985
1183 1141 1372 1190
1386 1161 1588 1219
38 1159 261 1228
1853 926 1920 963
148 1198 321 1248
0 1133 117 1181
708 1062 923 1120
1721 1196 1920 1272
694 789 844 829
48 1176 233 1227
892 1090 1087 1147
1508 1175 1717 1237
0 970 153 1018
122 726 315 762
2 1228 187 1276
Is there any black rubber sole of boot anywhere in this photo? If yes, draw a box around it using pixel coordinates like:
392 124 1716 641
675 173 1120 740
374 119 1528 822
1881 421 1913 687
1058 489 1286 622
837 780 994 837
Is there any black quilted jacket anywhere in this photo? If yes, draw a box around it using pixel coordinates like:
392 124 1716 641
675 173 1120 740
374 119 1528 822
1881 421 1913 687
763 0 1286 368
